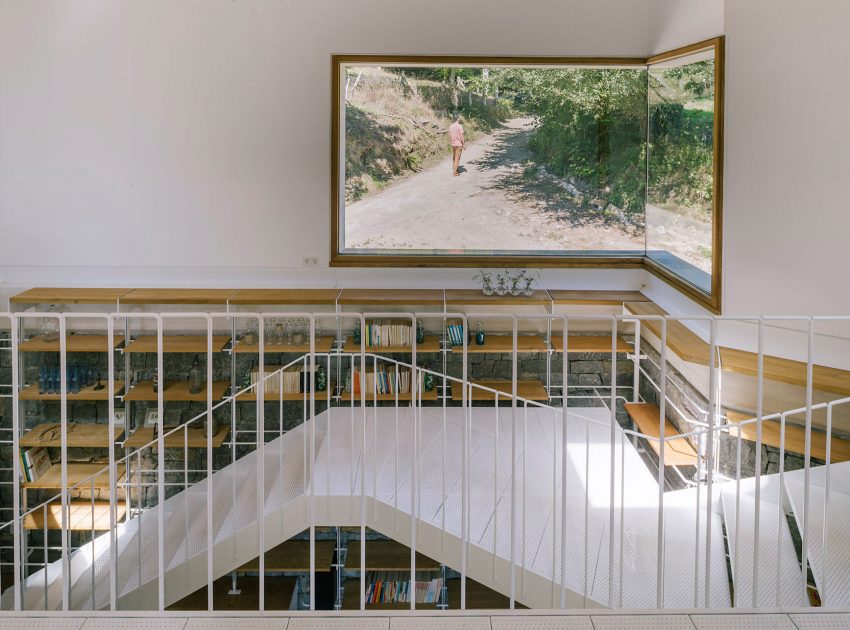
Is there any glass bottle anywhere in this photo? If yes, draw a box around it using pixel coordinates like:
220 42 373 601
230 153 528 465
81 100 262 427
41 306 59 342
293 319 305 346
152 369 159 394
188 354 204 395
243 323 258 346
38 367 48 394
495 273 508 296
482 274 494 296
476 321 486 346
285 321 295 346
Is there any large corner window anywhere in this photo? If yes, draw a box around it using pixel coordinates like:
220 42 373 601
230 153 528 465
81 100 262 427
646 41 723 308
331 40 723 311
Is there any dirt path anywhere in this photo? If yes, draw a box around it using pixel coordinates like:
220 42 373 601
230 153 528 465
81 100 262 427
344 117 644 252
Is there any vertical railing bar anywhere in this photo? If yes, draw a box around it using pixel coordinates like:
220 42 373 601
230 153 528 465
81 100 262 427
551 405 557 608
656 317 667 608
608 317 617 607
734 429 742 607
107 315 118 610
583 427 589 607
410 314 418 612
522 400 528 598
394 362 399 528
776 412 787 608
460 317 468 610
43 503 48 610
309 314 316 611
59 315 69 611
560 316 568 609
206 315 216 612
257 315 266 611
9 314 21 611
823 402 833 605
619 429 625 608
156 316 165 611
136 450 142 609
90 477 96 609
510 316 518 609
694 431 702 608
494 392 499 581
359 316 366 612
704 318 717 607
752 318 764 608
801 318 814 607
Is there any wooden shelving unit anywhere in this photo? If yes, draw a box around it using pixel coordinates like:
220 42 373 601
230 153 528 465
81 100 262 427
548 290 650 305
340 388 439 403
18 383 124 401
345 539 441 571
20 333 125 353
451 379 549 402
23 501 127 531
231 336 336 354
228 288 341 305
549 334 632 353
234 387 334 403
123 335 231 354
124 423 230 449
463 335 548 354
337 288 444 306
123 380 230 402
10 288 130 305
22 463 125 489
120 288 236 305
444 289 552 306
20 423 123 448
236 540 335 573
342 335 442 354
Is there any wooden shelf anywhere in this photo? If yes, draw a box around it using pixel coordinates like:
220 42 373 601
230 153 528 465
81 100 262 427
10 288 130 305
345 539 441 571
550 334 632 353
123 380 230 402
123 335 231 354
23 463 124 489
23 501 127 531
232 336 336 354
625 402 698 467
726 411 850 463
451 380 549 402
124 423 230 449
19 383 125 401
20 333 125 353
342 335 442 354
340 387 439 403
237 540 335 573
462 335 548 354
235 387 334 402
626 301 850 396
120 288 237 305
444 289 551 306
548 290 650 305
228 289 341 305
337 289 444 305
20 423 123 448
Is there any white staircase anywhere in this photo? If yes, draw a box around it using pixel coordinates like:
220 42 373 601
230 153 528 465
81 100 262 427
5 403 850 611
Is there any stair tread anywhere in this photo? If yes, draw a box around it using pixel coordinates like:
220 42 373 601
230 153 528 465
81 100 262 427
726 411 850 463
625 402 698 466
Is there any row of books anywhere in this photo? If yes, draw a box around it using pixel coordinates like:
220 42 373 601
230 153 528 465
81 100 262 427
20 447 51 483
352 368 420 396
362 321 412 348
364 571 444 605
251 365 313 394
445 323 468 346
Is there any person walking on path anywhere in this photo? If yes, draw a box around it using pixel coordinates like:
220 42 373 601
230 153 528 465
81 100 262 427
448 113 465 176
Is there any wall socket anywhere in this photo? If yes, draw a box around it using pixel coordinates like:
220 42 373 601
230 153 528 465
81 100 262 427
301 257 320 267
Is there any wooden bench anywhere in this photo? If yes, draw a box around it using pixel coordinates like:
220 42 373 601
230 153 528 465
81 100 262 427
625 402 698 466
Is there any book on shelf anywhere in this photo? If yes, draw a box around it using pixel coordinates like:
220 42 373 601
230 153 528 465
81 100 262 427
445 322 467 347
251 365 316 395
352 367 422 396
364 320 412 348
20 447 51 483
364 571 444 605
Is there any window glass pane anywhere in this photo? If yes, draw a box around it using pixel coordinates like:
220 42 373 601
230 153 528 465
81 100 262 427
646 50 716 293
340 64 646 256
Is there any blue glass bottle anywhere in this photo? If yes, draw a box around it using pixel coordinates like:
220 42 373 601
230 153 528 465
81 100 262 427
69 367 80 394
38 366 48 394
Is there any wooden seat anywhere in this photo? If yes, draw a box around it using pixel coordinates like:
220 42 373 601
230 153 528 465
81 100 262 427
625 402 698 466
726 411 850 463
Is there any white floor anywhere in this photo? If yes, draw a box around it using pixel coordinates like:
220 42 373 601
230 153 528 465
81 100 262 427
0 611 847 630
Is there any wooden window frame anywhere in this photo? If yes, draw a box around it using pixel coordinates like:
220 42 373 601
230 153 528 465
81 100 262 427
330 39 725 313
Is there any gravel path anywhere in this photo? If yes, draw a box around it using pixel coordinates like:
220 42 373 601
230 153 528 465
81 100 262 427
344 117 645 252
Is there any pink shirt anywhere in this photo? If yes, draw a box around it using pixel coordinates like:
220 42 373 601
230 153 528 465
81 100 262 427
449 122 465 147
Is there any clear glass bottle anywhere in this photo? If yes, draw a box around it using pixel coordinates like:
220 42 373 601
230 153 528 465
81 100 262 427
476 321 486 345
188 354 204 394
41 306 59 342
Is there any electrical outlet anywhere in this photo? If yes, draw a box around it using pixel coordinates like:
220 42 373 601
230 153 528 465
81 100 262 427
302 257 320 267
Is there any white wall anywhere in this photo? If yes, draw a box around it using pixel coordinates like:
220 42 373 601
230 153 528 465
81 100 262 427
648 0 724 55
0 0 648 291
723 0 850 317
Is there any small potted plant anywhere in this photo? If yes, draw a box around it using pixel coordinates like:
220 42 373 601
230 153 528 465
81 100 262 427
473 270 495 296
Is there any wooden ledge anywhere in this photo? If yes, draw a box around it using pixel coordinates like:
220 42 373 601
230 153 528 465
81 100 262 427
444 289 551 306
121 288 237 305
548 290 650 305
229 289 341 305
10 288 130 305
337 288 444 305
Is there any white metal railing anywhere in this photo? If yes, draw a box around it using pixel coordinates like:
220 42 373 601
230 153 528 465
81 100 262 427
0 311 849 612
